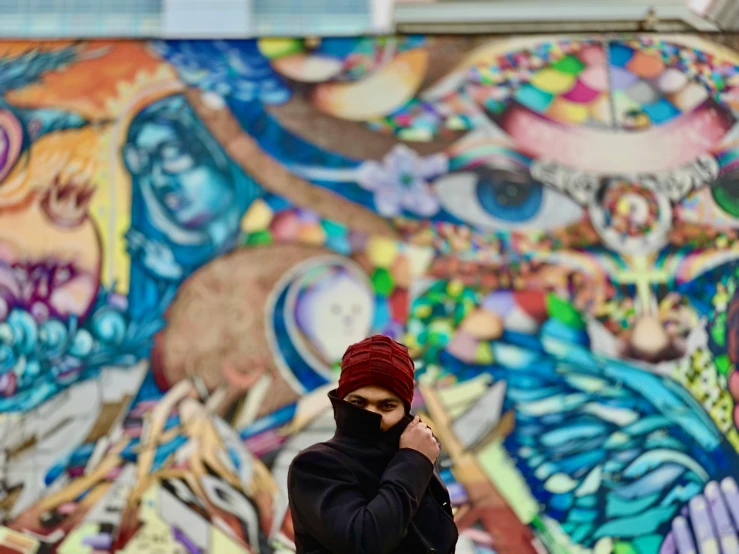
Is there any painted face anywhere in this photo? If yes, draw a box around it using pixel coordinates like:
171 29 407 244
343 385 406 431
295 269 374 363
124 121 235 229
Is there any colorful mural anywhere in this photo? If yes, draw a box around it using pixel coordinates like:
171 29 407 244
1 34 739 553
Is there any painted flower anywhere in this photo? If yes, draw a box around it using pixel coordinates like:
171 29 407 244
356 144 448 218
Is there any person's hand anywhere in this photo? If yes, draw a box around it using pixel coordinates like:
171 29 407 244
399 416 440 463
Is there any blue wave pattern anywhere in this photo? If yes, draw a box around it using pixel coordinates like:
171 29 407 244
439 318 737 550
151 40 291 105
0 288 162 413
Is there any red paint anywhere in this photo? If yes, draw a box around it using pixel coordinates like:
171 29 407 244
389 288 410 323
513 290 548 322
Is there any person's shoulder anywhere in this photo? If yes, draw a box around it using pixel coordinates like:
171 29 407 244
290 441 340 466
288 441 350 480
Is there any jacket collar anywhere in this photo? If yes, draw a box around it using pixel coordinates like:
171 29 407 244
329 389 413 446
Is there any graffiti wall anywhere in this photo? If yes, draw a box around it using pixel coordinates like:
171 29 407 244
0 34 739 553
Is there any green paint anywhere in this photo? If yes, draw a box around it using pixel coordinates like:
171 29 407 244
546 293 585 329
711 312 727 347
613 541 638 554
716 353 732 375
552 55 586 75
713 185 739 218
244 230 272 246
371 267 394 296
474 341 494 364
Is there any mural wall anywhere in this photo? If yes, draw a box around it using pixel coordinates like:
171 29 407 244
0 34 739 553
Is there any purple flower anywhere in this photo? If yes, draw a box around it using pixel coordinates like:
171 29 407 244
356 145 447 218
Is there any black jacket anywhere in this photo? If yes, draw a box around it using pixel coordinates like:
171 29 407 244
287 390 459 554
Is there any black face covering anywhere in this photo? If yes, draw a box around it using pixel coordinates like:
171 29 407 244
329 389 413 447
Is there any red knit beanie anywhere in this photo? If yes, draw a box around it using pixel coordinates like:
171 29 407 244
337 335 416 409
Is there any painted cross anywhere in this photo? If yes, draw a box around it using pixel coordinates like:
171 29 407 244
613 255 671 312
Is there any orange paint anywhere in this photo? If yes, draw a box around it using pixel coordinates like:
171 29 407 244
626 50 666 79
5 41 173 119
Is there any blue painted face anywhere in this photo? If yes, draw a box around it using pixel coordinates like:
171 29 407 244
124 121 235 229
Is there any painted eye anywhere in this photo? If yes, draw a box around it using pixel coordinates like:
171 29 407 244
677 172 739 229
711 170 739 218
434 166 584 231
162 153 195 173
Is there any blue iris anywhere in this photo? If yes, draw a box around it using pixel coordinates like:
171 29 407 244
475 168 544 222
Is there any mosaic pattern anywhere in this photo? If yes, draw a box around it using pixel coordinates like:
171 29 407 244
1 35 739 554
372 37 739 138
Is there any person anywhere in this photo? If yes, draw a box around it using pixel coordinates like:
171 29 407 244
287 335 459 554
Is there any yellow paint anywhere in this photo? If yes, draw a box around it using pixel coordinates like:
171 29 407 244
446 280 465 297
211 525 250 554
241 199 274 233
366 235 398 267
613 255 670 313
728 429 739 452
405 245 435 277
102 73 185 293
437 374 493 419
117 485 178 554
58 523 98 554
547 97 590 124
311 48 429 121
297 223 327 246
89 125 131 292
530 69 577 95
478 441 539 524
257 38 303 59
0 526 39 553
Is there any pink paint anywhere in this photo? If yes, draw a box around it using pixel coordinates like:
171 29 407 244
411 389 424 411
129 401 158 416
579 65 609 92
501 101 734 173
562 80 600 103
462 528 496 545
123 425 143 437
445 332 478 364
577 45 607 67
271 211 301 241
729 370 739 400
105 466 123 480
245 429 287 457
57 502 77 515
